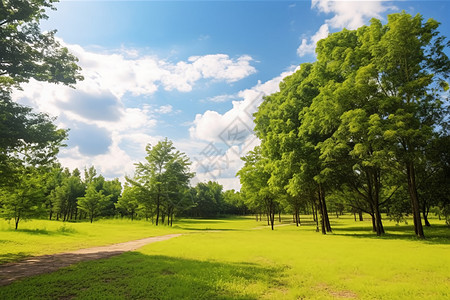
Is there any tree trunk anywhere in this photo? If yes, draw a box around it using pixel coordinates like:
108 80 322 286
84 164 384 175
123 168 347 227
311 201 316 222
156 194 160 226
359 210 363 221
15 214 20 230
317 188 326 235
370 214 377 232
422 201 431 227
354 212 357 222
406 161 425 238
319 184 332 233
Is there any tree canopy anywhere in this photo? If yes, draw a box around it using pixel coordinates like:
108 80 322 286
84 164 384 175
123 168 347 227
247 12 449 237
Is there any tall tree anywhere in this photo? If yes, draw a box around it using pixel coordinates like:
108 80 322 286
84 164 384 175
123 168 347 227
238 147 278 230
77 184 110 223
128 138 193 225
367 13 449 238
116 184 140 220
1 0 82 187
0 92 68 185
0 166 46 229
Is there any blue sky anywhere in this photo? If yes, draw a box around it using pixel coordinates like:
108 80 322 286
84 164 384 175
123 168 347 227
13 0 450 190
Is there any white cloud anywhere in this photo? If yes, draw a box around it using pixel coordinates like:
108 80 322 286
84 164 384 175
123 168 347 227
298 0 395 57
313 0 395 30
206 94 237 103
68 43 256 96
188 66 299 190
155 104 173 114
297 24 329 57
11 40 257 181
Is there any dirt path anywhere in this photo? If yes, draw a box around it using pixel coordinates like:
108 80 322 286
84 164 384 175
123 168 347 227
0 233 182 287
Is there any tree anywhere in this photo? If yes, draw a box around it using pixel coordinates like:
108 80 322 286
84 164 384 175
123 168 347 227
0 0 83 89
254 63 332 234
0 166 46 229
128 138 193 225
77 184 111 223
366 13 449 238
186 181 224 218
238 147 278 230
252 12 449 238
116 184 140 220
49 168 84 221
1 0 82 187
223 189 247 215
0 92 68 185
101 178 122 217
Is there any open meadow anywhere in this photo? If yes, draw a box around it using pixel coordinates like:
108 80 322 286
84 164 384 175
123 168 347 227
0 215 449 299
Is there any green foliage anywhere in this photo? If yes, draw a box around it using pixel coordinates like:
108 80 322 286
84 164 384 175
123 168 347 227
0 0 83 89
127 138 194 225
115 184 139 220
222 189 247 215
184 181 224 218
0 167 46 229
238 147 280 229
251 12 450 238
77 184 111 223
0 93 68 185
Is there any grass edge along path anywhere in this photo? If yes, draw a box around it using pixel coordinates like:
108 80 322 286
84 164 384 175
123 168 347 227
0 233 183 286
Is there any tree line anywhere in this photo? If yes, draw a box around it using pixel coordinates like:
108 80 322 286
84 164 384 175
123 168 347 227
238 12 450 238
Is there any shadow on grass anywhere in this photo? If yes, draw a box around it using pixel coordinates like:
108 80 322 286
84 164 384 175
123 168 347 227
0 252 30 265
332 224 450 244
176 219 228 224
172 226 238 232
0 253 286 299
3 226 78 236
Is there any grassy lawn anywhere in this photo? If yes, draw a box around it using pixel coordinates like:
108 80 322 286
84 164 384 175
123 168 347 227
0 218 187 263
0 215 449 299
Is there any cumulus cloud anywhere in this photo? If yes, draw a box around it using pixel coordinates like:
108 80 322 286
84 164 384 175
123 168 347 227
190 67 296 143
297 24 329 57
11 40 257 181
205 94 237 103
312 0 395 30
68 42 256 96
155 104 173 114
56 90 123 122
189 66 299 188
297 0 395 57
67 122 112 156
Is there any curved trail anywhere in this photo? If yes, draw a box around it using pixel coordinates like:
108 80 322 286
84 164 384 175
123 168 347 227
0 233 182 286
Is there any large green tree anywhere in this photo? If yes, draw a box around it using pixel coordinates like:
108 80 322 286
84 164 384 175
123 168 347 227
77 184 111 223
128 138 193 225
1 0 82 189
0 166 46 229
238 147 279 230
252 12 449 238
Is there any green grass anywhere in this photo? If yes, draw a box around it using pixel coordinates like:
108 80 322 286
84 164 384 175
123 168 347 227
0 217 258 264
0 218 185 263
0 215 449 299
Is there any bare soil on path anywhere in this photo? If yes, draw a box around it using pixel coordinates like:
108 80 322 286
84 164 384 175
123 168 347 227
0 233 182 286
